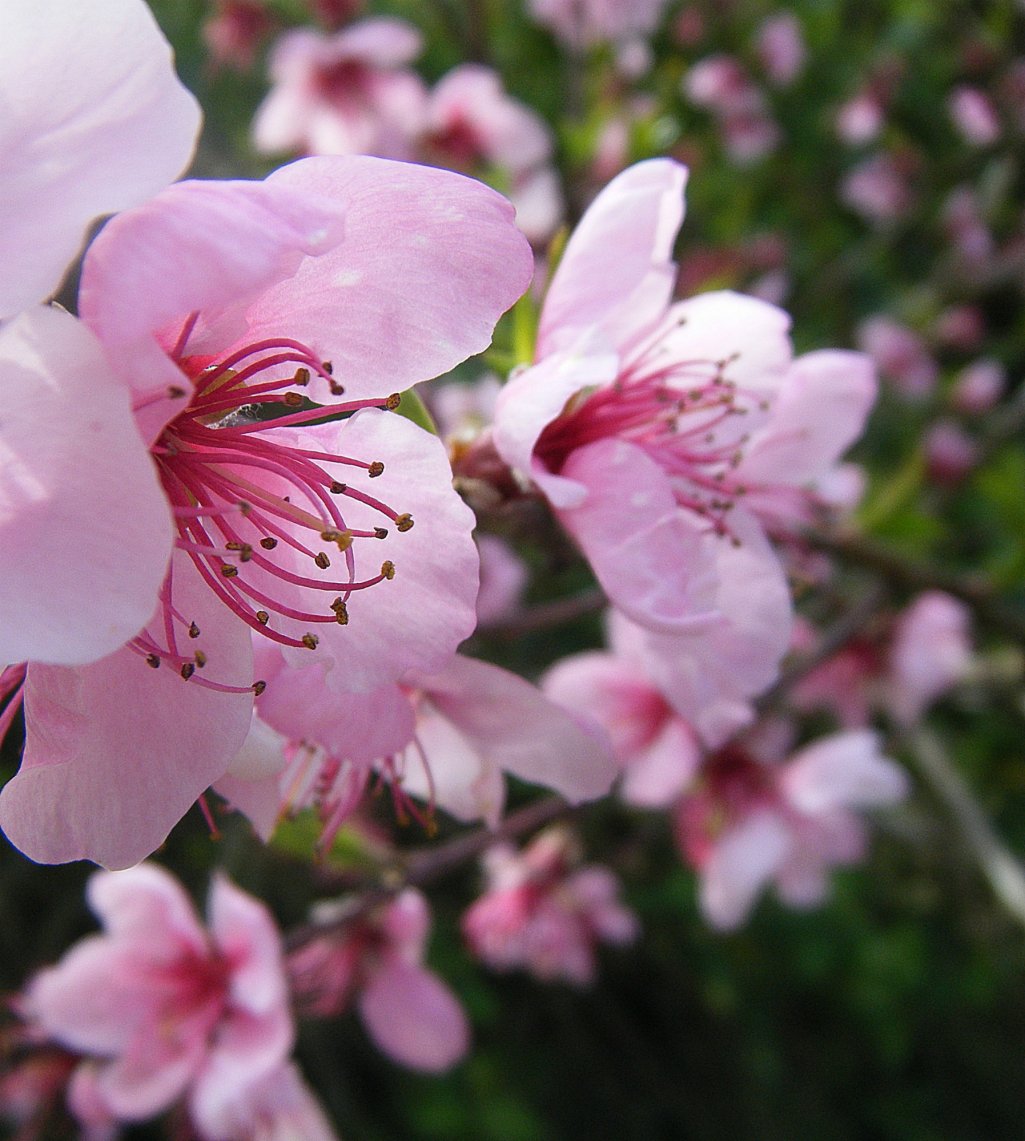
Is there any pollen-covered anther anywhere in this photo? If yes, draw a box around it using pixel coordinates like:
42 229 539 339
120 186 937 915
320 528 353 552
330 597 349 625
145 654 161 669
194 650 208 669
367 461 385 478
256 611 270 626
253 680 267 696
226 541 254 562
381 560 396 580
301 632 319 650
329 380 345 396
220 564 239 578
188 622 201 639
293 367 311 386
329 481 347 494
180 662 195 680
260 537 278 550
374 526 388 539
314 552 331 570
395 513 414 533
385 393 401 411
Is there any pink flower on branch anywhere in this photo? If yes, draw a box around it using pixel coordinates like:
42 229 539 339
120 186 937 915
0 157 533 868
22 865 293 1131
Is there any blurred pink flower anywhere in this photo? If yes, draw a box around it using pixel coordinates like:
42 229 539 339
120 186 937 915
888 592 973 725
202 0 275 72
23 865 293 1130
475 534 530 625
841 153 914 223
193 1061 339 1141
0 157 532 868
948 85 1001 146
528 0 670 48
0 0 200 320
924 420 979 487
683 55 780 163
252 19 427 159
942 185 994 264
675 730 908 929
835 91 885 145
289 889 469 1072
755 13 806 87
856 315 937 399
463 827 638 985
951 359 1005 415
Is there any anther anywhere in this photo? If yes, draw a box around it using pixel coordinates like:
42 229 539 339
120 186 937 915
238 501 253 516
329 481 347 494
260 537 278 550
253 680 267 696
256 611 270 626
301 633 319 650
220 564 239 578
395 513 414 532
283 391 304 408
146 654 161 669
293 367 311 386
180 662 195 680
331 598 349 625
322 361 333 374
320 529 352 551
385 393 401 411
167 385 187 400
194 650 208 668
381 560 396 580
314 552 331 570
374 527 388 539
329 380 345 396
188 622 201 639
368 461 385 477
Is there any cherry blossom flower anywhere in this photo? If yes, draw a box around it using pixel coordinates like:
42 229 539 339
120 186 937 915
754 13 805 87
527 0 670 49
492 159 874 653
21 864 293 1131
951 359 1005 415
0 157 533 868
840 152 914 224
888 592 973 725
252 18 427 159
674 730 909 929
221 652 618 844
289 889 468 1072
948 85 1001 147
193 1062 339 1141
463 827 638 985
202 0 276 73
0 0 200 320
856 315 937 399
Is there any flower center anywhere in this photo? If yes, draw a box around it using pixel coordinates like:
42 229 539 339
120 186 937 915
128 313 413 694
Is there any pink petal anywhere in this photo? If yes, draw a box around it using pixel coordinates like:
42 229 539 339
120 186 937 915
358 958 469 1072
419 657 619 806
699 808 793 930
251 156 534 401
621 717 702 808
0 556 254 868
537 159 687 358
558 437 719 632
740 350 877 487
781 731 909 813
0 308 173 666
87 865 207 954
208 874 290 1017
0 0 200 317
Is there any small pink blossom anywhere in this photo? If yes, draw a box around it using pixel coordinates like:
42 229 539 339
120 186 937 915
202 0 276 72
948 85 1001 147
754 13 806 87
475 534 529 626
289 889 469 1072
856 315 937 399
942 185 994 264
0 157 532 868
888 592 973 725
924 420 979 487
835 92 885 145
22 864 293 1130
527 0 670 49
841 153 914 223
675 730 909 929
951 359 1005 415
193 1061 339 1141
252 19 427 159
463 827 638 985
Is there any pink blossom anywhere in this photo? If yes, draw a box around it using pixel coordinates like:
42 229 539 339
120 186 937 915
289 889 469 1072
228 653 617 842
22 864 293 1129
948 85 1001 146
675 730 909 929
527 0 670 48
951 359 1005 415
835 91 885 146
942 185 994 264
463 827 638 985
202 0 276 72
924 420 979 487
856 315 937 399
475 534 529 625
841 153 914 223
888 592 973 725
754 13 806 87
492 160 873 656
252 19 427 159
193 1061 339 1141
0 0 200 319
0 157 533 868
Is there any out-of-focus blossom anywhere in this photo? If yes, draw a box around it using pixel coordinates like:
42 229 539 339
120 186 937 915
527 0 670 49
675 730 909 929
942 185 994 264
419 64 564 244
202 0 275 72
194 1062 339 1141
252 19 427 159
493 160 874 654
924 420 979 486
289 889 469 1072
0 0 201 320
672 6 705 47
683 55 780 163
226 653 618 844
312 0 364 30
841 152 914 223
755 13 805 87
0 158 532 868
856 315 937 399
22 865 293 1131
951 359 1006 415
835 91 886 145
543 611 703 806
475 535 529 625
948 85 1001 146
933 304 986 352
889 592 973 725
463 827 638 985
